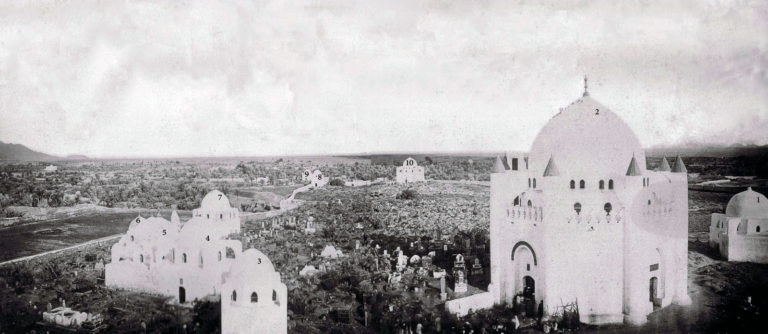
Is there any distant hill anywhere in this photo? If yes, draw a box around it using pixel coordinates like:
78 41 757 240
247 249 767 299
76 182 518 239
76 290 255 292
0 141 88 161
0 141 58 161
646 144 768 158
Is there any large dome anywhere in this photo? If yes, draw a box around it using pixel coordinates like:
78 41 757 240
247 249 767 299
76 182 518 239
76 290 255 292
200 190 232 211
725 187 768 219
226 249 277 285
529 96 645 178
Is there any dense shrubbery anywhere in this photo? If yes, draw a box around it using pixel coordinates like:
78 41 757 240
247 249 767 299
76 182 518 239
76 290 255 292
396 189 418 200
329 178 345 186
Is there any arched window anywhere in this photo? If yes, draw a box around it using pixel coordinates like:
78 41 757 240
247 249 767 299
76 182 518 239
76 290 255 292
604 203 612 215
514 196 520 206
200 255 204 265
220 214 223 219
574 202 582 215
130 235 134 241
528 178 531 188
579 180 585 189
758 226 761 233
251 292 258 303
182 253 187 263
272 290 277 302
527 200 532 207
643 179 646 187
648 200 651 205
608 179 614 190
140 254 144 263
532 178 537 188
570 180 575 189
231 290 237 301
226 247 236 259
206 214 210 219
218 251 222 261
599 180 604 189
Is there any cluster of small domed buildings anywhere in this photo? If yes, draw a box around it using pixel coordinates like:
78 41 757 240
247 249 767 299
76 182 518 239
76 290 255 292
102 79 767 330
105 190 287 333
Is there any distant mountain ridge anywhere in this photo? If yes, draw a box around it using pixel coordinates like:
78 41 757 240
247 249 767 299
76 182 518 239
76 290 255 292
0 141 88 161
646 144 768 158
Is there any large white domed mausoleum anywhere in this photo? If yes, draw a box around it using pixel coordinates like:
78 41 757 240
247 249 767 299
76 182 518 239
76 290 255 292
485 80 691 325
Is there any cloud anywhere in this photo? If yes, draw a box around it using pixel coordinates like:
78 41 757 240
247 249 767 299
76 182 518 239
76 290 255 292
0 0 766 157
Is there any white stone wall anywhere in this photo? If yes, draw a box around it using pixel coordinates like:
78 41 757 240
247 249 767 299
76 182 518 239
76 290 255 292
488 164 689 325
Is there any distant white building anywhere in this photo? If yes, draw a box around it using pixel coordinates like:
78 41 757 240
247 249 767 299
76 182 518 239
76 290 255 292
106 190 243 303
310 170 328 188
396 157 425 184
450 82 690 324
221 249 287 334
709 187 768 263
43 165 58 173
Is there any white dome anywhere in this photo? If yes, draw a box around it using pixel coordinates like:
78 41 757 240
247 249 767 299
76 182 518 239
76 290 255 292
726 187 768 219
529 96 645 177
129 217 175 242
178 217 218 241
227 249 277 285
200 190 232 211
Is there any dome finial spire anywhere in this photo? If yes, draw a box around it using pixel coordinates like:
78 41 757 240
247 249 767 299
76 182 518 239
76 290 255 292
583 75 589 97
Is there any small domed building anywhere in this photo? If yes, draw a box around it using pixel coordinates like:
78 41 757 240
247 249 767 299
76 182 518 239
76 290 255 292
396 157 425 184
709 187 768 263
487 81 690 325
221 249 287 334
106 190 244 303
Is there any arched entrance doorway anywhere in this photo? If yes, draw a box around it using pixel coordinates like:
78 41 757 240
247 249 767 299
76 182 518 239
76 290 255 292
510 241 538 313
523 276 535 297
179 286 186 304
649 277 660 309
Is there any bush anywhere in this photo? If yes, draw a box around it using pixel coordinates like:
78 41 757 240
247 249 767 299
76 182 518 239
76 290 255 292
329 179 345 187
396 189 418 200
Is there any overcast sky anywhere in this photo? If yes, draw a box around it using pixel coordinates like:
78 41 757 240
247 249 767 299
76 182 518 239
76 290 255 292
0 0 766 158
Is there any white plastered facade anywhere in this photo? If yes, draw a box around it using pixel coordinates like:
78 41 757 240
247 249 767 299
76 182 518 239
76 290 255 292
396 157 425 184
709 188 768 263
221 249 287 334
105 190 243 303
487 94 690 325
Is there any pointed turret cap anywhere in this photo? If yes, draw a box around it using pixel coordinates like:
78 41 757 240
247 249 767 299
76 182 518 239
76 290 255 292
501 154 511 170
672 155 687 173
658 156 671 172
543 155 560 177
171 210 180 225
493 156 506 173
626 154 642 176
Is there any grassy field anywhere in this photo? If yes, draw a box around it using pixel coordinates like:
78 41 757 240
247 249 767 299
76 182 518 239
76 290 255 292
688 190 732 232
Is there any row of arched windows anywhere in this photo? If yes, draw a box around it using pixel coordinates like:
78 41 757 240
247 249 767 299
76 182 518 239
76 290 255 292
573 202 613 215
570 179 614 190
178 250 230 265
642 177 650 187
528 178 537 189
512 196 533 208
231 290 279 304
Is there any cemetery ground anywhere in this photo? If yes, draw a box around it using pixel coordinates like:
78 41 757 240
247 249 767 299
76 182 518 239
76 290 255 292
0 184 765 333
